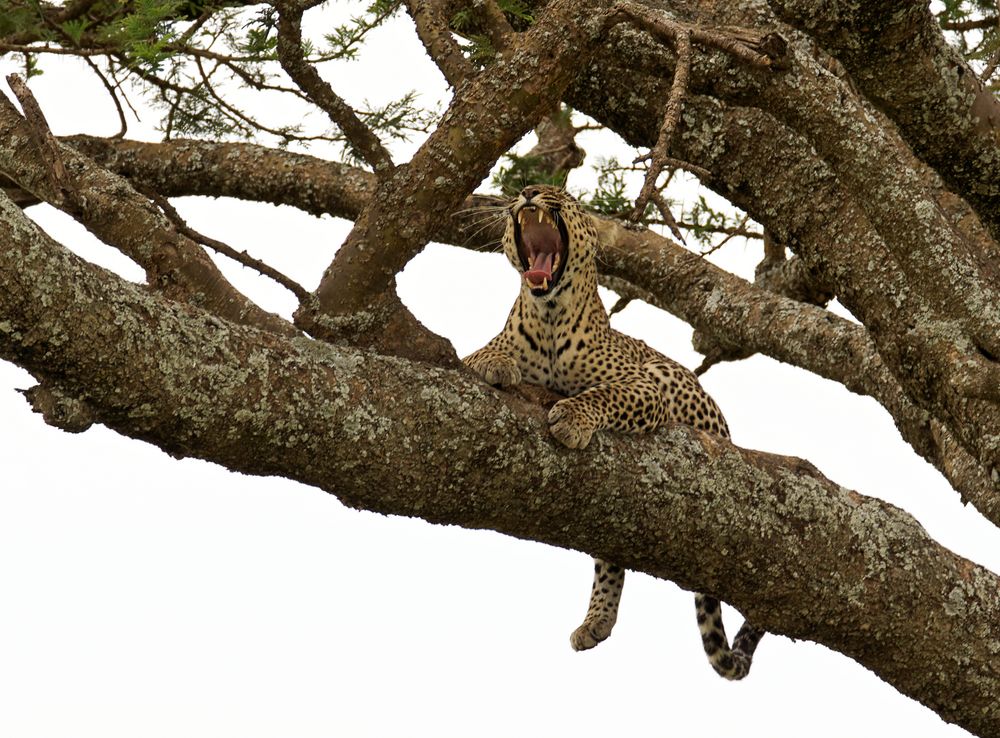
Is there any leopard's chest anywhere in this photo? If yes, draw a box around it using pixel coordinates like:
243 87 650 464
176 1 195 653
514 320 636 396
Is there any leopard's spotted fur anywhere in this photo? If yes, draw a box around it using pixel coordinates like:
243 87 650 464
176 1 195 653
464 185 764 679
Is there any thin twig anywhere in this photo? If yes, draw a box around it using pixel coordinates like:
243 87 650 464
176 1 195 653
939 16 998 31
5 74 75 206
614 1 785 69
698 213 751 256
630 28 691 220
673 221 763 239
83 57 127 138
619 158 711 179
651 191 685 243
148 192 310 302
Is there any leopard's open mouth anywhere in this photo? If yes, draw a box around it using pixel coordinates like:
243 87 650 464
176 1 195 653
512 204 569 296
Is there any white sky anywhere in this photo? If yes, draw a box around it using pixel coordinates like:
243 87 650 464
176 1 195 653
0 4 996 737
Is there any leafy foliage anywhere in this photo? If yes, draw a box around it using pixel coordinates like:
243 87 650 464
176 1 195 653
585 158 633 217
324 0 401 60
681 195 751 249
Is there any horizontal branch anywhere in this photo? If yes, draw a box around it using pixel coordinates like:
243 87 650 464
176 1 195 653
1 191 999 737
60 134 999 522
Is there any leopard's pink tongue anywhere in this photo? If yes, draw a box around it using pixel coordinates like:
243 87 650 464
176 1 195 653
524 252 554 287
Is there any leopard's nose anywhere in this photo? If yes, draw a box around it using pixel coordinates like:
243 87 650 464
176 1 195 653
521 186 542 200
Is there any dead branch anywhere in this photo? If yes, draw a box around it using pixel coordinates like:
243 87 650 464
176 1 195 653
650 190 685 242
5 74 75 207
631 28 690 221
274 2 395 174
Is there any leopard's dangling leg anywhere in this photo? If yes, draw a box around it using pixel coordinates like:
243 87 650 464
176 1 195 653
570 559 625 650
695 593 765 679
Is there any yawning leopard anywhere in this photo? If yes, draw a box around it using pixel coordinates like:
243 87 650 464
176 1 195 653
464 184 764 679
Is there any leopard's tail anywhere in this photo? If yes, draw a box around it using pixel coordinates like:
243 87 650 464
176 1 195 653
695 593 765 680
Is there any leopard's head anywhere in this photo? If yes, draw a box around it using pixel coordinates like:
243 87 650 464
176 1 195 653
503 185 594 299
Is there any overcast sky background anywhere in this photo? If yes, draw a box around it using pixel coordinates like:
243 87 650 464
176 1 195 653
0 3 996 737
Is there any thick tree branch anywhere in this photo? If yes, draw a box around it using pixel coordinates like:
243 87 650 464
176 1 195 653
564 35 1000 493
767 0 1000 243
64 137 375 219
59 134 997 519
1 191 999 737
404 0 475 88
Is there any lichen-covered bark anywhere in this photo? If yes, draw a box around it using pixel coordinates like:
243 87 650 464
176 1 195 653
1 191 1000 737
3 3 1000 732
564 31 1000 500
767 0 1000 241
51 135 998 520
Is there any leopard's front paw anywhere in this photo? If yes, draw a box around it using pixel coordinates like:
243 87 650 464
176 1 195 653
548 399 598 449
465 351 522 387
569 617 613 651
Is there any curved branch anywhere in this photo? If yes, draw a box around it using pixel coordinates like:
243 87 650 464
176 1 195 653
1 191 999 737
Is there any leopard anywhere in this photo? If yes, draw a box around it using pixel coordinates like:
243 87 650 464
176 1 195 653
464 184 764 680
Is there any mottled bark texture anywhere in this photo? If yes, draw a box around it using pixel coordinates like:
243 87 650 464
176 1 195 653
2 193 1000 736
2 0 1000 734
57 136 997 522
